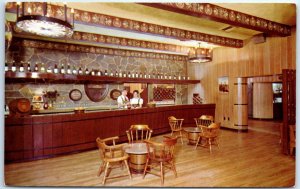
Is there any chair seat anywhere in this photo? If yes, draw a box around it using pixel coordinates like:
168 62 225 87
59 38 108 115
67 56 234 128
149 154 173 162
104 154 129 163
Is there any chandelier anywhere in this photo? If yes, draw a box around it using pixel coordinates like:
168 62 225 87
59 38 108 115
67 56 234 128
15 2 74 38
188 43 213 63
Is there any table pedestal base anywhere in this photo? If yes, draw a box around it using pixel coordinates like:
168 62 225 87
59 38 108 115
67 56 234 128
128 154 147 174
187 132 200 145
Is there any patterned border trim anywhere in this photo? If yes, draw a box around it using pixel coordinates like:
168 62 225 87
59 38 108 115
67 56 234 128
11 21 190 54
140 3 292 36
6 2 243 48
12 38 188 61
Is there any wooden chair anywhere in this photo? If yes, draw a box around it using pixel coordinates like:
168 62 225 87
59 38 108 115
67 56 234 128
126 124 153 144
289 124 296 155
168 116 184 144
195 122 221 153
194 115 214 128
96 136 131 185
143 136 178 185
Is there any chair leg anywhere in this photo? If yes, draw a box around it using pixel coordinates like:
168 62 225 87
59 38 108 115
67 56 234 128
124 159 132 179
143 158 149 179
97 162 105 177
170 160 177 178
180 131 184 145
208 139 212 153
195 136 201 149
102 162 109 185
216 138 220 149
160 162 164 185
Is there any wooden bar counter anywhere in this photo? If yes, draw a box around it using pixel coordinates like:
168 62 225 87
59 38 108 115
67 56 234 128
5 104 215 163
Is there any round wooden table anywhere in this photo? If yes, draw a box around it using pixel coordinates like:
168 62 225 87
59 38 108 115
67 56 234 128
124 143 151 174
183 127 202 145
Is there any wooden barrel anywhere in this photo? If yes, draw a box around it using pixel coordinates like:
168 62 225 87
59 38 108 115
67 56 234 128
8 98 31 116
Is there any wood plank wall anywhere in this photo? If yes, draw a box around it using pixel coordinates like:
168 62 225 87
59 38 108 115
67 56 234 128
188 27 296 127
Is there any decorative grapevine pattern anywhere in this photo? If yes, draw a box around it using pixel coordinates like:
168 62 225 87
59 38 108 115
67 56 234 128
6 2 243 48
71 31 190 53
163 3 291 36
15 39 188 61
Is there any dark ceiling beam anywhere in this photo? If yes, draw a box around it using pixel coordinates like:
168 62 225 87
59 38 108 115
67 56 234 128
10 22 190 54
6 2 243 48
138 3 291 37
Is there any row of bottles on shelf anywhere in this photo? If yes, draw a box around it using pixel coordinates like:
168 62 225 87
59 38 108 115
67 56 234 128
5 61 190 80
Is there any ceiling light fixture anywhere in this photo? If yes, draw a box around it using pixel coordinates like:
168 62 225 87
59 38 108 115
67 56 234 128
188 43 213 63
15 2 74 38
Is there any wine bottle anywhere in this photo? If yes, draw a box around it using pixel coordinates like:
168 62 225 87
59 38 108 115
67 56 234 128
40 63 45 73
5 61 8 72
67 64 71 74
148 73 151 79
19 62 24 72
97 70 101 76
34 62 38 72
60 64 65 74
178 75 181 80
110 71 114 77
139 72 142 78
47 67 52 73
104 70 108 76
11 61 16 72
128 72 131 78
72 66 77 75
91 69 95 76
132 72 135 78
27 62 31 72
78 67 83 75
123 72 127 78
53 64 58 74
85 68 89 75
135 72 138 78
115 70 118 77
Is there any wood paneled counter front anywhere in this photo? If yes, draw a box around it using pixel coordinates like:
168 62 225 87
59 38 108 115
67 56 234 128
5 104 215 163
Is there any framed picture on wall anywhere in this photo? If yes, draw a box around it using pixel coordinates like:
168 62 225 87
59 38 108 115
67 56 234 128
218 76 229 93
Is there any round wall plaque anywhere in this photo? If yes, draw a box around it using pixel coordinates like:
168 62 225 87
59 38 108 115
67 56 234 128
84 84 109 102
69 89 82 101
110 89 121 100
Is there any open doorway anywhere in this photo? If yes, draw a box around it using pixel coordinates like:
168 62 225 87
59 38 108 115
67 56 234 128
247 75 283 135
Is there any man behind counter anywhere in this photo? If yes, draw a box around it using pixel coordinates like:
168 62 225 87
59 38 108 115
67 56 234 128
117 89 130 109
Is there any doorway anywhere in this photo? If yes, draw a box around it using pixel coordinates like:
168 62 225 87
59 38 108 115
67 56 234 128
247 75 283 135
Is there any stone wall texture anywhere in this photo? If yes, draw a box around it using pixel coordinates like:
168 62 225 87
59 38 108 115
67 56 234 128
5 41 188 107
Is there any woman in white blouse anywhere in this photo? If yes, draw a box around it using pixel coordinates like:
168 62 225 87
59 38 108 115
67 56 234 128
130 90 143 108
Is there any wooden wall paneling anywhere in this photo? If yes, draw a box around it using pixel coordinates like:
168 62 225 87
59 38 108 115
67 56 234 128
52 123 63 155
188 27 296 132
5 125 27 161
253 83 274 119
42 116 53 156
32 116 49 158
282 69 296 155
280 37 288 70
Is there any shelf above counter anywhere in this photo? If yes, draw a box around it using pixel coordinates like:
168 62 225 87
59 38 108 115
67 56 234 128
5 71 200 84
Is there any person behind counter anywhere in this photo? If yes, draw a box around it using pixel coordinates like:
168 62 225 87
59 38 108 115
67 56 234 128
130 90 143 108
117 89 130 109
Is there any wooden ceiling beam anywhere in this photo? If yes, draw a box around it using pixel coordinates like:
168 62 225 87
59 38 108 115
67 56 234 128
138 3 291 37
10 22 190 54
6 2 243 48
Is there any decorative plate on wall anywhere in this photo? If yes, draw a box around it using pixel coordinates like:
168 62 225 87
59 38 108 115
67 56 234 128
110 89 121 100
69 89 82 101
84 84 109 102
